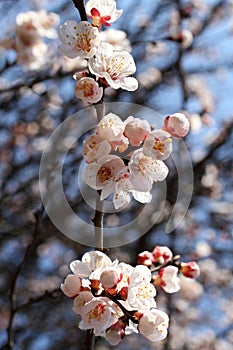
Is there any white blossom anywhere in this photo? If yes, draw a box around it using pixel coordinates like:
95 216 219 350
129 149 169 192
70 250 113 279
74 77 103 104
89 42 138 91
138 309 169 341
83 135 111 163
85 0 123 28
79 297 122 336
143 129 173 160
84 155 126 200
127 265 157 310
58 20 99 59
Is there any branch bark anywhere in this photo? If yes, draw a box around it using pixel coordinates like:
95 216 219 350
72 0 88 21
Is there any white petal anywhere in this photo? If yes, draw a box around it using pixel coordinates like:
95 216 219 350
132 190 152 203
101 181 115 200
129 170 153 192
113 190 131 209
145 160 169 181
58 20 79 44
84 162 101 189
70 260 90 277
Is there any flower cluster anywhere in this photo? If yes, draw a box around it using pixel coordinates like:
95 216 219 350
15 10 59 70
61 250 169 345
138 246 200 294
83 112 190 209
58 0 137 104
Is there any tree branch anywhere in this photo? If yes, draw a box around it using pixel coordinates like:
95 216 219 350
72 0 87 21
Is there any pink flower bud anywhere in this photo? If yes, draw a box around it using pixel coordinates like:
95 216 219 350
152 246 173 264
124 116 151 146
119 286 128 300
138 251 155 266
163 113 190 138
180 261 200 278
100 267 120 289
61 274 82 297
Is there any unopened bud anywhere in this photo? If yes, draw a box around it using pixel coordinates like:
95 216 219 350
152 246 173 264
163 113 190 138
180 261 200 278
138 251 154 266
61 274 81 297
100 267 120 289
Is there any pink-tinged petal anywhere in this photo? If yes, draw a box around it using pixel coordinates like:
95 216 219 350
73 291 93 314
129 149 168 183
61 274 82 297
180 261 200 278
124 117 151 146
163 113 190 138
152 246 173 264
156 266 180 293
84 162 101 189
137 251 155 266
83 135 111 163
129 169 153 192
90 7 101 17
143 159 169 182
79 297 120 336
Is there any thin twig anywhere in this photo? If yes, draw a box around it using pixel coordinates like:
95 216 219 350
70 1 98 348
14 288 61 313
6 205 44 350
91 102 105 252
72 0 87 21
92 194 104 251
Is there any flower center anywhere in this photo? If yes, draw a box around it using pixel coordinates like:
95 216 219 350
97 166 113 182
82 81 94 98
153 139 165 153
76 34 91 53
88 303 106 322
107 57 125 80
